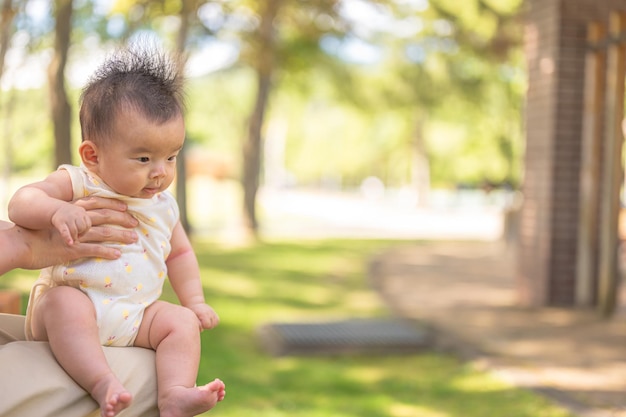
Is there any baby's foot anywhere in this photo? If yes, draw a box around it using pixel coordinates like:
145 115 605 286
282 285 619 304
160 378 226 417
91 373 133 417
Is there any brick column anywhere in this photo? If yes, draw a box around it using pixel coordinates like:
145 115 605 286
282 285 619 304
518 0 626 306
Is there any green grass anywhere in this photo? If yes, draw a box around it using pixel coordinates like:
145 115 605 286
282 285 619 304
1 239 574 417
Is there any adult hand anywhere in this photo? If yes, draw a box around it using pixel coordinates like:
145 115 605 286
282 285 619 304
73 196 138 243
1 197 138 273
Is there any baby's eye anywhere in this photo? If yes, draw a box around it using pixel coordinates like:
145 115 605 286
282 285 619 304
138 157 150 163
167 155 177 162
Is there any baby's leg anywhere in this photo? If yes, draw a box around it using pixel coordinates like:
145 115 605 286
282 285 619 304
31 286 132 417
134 301 225 417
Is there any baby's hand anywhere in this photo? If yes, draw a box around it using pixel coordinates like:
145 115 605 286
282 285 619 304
188 303 220 330
51 204 92 246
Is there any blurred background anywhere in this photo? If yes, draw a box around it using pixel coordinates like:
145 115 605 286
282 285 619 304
9 3 626 416
0 0 524 242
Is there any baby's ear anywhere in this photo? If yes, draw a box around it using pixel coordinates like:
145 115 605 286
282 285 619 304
79 141 99 167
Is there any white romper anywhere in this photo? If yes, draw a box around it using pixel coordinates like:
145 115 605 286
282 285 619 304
25 164 180 347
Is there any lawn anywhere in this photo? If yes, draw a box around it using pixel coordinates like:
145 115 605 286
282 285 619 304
2 238 574 417
187 239 573 417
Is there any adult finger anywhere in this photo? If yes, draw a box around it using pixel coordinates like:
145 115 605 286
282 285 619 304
70 242 122 260
79 225 138 245
87 208 138 229
73 196 128 212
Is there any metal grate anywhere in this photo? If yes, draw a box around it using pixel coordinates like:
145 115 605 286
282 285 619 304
257 318 431 356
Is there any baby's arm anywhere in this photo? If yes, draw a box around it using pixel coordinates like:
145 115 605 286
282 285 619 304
167 222 219 330
8 170 91 245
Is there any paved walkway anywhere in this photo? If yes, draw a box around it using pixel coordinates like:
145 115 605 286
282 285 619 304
370 241 626 417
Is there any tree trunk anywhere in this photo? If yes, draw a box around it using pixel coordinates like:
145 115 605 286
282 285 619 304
0 0 15 208
0 0 15 81
412 112 430 207
242 0 280 236
175 0 194 234
49 0 73 169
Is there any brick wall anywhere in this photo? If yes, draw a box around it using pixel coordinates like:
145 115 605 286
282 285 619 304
519 0 626 306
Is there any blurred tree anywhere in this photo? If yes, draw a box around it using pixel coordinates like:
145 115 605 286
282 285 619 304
3 0 526 231
428 0 522 62
240 0 280 235
0 0 16 203
423 0 524 187
353 0 524 191
263 0 523 198
174 0 194 233
42 0 523 236
49 0 73 168
0 0 15 82
210 0 384 238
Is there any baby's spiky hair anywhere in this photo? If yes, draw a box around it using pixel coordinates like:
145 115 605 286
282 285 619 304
79 44 185 143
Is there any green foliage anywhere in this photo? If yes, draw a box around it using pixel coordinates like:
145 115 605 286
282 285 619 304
185 68 254 153
1 88 53 173
3 0 526 189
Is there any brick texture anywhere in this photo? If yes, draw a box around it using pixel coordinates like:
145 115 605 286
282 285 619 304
519 0 626 306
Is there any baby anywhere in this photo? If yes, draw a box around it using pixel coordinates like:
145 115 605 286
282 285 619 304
8 45 225 417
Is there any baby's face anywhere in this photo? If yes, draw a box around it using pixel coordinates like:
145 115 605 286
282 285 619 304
93 108 185 199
